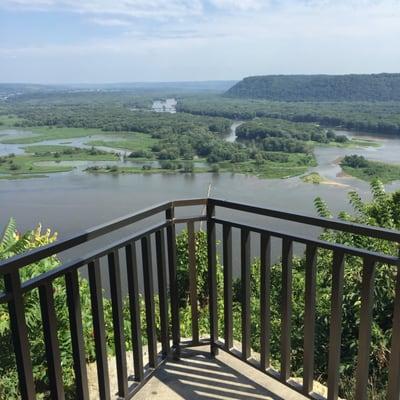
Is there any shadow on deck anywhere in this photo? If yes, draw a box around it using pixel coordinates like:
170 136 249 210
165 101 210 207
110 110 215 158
133 345 308 400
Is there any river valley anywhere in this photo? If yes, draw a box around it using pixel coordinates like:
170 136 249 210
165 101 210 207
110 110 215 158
1 122 400 288
2 124 400 237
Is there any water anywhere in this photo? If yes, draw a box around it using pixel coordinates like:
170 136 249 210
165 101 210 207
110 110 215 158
225 121 244 142
151 98 177 113
2 126 400 290
2 126 400 237
0 130 129 156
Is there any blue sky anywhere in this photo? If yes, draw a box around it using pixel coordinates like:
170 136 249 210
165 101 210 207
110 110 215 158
0 0 399 83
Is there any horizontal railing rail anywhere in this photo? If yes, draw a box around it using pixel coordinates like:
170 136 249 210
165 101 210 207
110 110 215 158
213 217 400 265
0 198 208 274
0 198 399 400
210 198 400 242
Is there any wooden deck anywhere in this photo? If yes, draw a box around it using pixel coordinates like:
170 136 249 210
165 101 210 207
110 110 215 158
133 345 309 400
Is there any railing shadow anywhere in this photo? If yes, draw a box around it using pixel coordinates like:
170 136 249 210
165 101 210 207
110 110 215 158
135 346 288 400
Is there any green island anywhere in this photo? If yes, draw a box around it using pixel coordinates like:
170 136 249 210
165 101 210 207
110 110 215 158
0 146 118 179
85 151 314 179
340 154 400 183
301 172 324 184
85 131 157 152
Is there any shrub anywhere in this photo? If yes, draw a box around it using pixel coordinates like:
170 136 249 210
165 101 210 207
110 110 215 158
9 163 20 171
0 221 112 398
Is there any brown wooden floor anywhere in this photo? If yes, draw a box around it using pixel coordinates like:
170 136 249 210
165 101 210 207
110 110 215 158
133 345 309 400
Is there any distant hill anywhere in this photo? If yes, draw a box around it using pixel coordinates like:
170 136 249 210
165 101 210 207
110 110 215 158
224 74 400 101
0 80 237 96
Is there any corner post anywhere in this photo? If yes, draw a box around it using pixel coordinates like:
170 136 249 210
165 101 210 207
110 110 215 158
207 200 219 357
166 204 181 360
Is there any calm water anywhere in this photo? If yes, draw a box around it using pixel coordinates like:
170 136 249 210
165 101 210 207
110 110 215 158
1 126 400 289
2 127 400 236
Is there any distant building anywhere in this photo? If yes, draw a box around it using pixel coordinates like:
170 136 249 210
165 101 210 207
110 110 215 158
151 98 177 113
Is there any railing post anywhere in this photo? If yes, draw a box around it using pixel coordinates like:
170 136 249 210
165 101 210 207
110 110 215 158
88 260 111 400
108 251 128 397
223 224 233 351
388 256 400 400
303 244 317 395
4 271 36 400
327 250 345 400
260 234 271 371
141 236 157 368
39 283 65 400
187 221 199 344
241 228 251 361
156 230 170 356
207 201 219 357
65 270 90 400
125 242 144 381
355 257 376 400
281 238 293 382
166 205 181 359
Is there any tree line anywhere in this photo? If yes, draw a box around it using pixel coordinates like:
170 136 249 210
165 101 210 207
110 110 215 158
224 73 400 101
178 96 400 135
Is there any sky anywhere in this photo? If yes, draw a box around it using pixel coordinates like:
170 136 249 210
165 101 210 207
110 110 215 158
0 0 399 83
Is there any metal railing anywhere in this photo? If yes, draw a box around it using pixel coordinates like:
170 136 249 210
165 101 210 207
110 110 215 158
1 198 400 400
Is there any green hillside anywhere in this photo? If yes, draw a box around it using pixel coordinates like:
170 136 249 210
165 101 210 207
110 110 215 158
225 73 400 101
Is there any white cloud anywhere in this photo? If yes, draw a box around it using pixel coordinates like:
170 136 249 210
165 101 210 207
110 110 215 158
89 17 132 26
1 0 399 82
209 0 264 11
2 0 399 22
1 0 204 19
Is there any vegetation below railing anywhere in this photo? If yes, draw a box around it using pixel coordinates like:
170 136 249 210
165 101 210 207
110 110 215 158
1 179 399 399
178 180 399 399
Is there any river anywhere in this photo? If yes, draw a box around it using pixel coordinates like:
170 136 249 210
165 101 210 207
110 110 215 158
2 125 400 237
1 124 400 288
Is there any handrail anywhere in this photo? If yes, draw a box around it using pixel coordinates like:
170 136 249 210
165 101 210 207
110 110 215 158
1 197 400 400
210 198 400 242
0 221 170 304
3 197 400 276
213 217 400 265
0 198 207 275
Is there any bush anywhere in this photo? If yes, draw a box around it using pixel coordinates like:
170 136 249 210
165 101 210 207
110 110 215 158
9 163 20 171
210 164 219 173
0 221 214 398
2 180 395 398
0 221 113 398
105 165 119 172
160 161 176 170
341 154 369 168
129 150 152 159
335 134 349 143
183 163 194 173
